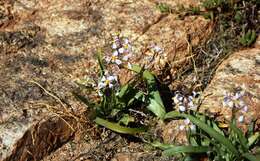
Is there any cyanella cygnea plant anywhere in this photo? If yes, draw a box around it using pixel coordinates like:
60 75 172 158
106 33 133 69
222 87 248 123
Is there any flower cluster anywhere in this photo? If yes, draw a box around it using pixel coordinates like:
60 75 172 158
178 118 196 131
105 33 133 68
172 91 199 112
222 89 248 122
97 71 119 96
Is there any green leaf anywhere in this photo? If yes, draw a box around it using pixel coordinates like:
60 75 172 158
119 114 135 126
131 64 166 119
148 93 166 119
150 141 176 150
163 146 210 156
248 132 260 148
96 50 105 76
117 84 129 98
242 153 260 161
94 117 147 135
165 111 239 156
230 122 248 151
127 91 144 106
248 30 256 45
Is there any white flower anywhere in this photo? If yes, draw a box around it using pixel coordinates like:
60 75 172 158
179 118 196 131
238 115 244 123
173 94 183 104
188 96 193 101
127 62 132 69
98 75 118 90
190 124 196 131
179 125 185 131
179 105 186 112
123 38 129 44
153 45 163 54
242 106 248 112
118 47 124 54
98 90 103 96
184 118 190 125
111 51 122 65
112 43 117 49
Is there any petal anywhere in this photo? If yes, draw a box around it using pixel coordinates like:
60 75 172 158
179 125 185 131
109 83 114 88
124 38 129 44
122 55 129 61
118 47 124 54
127 63 132 69
238 115 244 123
101 76 106 82
243 106 248 112
115 59 122 65
190 125 196 131
113 50 119 56
112 43 117 49
188 96 193 101
107 76 116 81
179 105 186 112
177 94 184 102
184 118 190 125
98 90 103 96
98 82 106 89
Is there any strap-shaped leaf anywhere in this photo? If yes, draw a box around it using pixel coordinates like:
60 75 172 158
242 153 260 161
163 146 210 156
130 65 166 119
94 117 147 135
248 132 259 148
230 122 248 151
165 111 239 156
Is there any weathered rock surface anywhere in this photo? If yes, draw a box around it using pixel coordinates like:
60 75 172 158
162 42 260 144
0 0 211 160
161 39 260 144
199 47 260 131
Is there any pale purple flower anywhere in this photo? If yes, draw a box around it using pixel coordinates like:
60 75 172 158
112 43 118 49
238 115 244 123
179 105 186 112
118 47 124 54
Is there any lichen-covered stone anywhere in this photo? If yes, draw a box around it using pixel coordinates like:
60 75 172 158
199 47 260 132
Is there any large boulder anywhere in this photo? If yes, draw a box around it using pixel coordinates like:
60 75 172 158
199 46 260 131
162 38 260 144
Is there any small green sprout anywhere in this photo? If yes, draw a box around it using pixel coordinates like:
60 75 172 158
156 3 172 13
240 29 257 46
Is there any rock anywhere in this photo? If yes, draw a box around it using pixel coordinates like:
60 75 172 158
161 40 260 144
2 117 75 161
118 14 212 84
151 0 202 8
199 46 260 131
0 0 212 160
